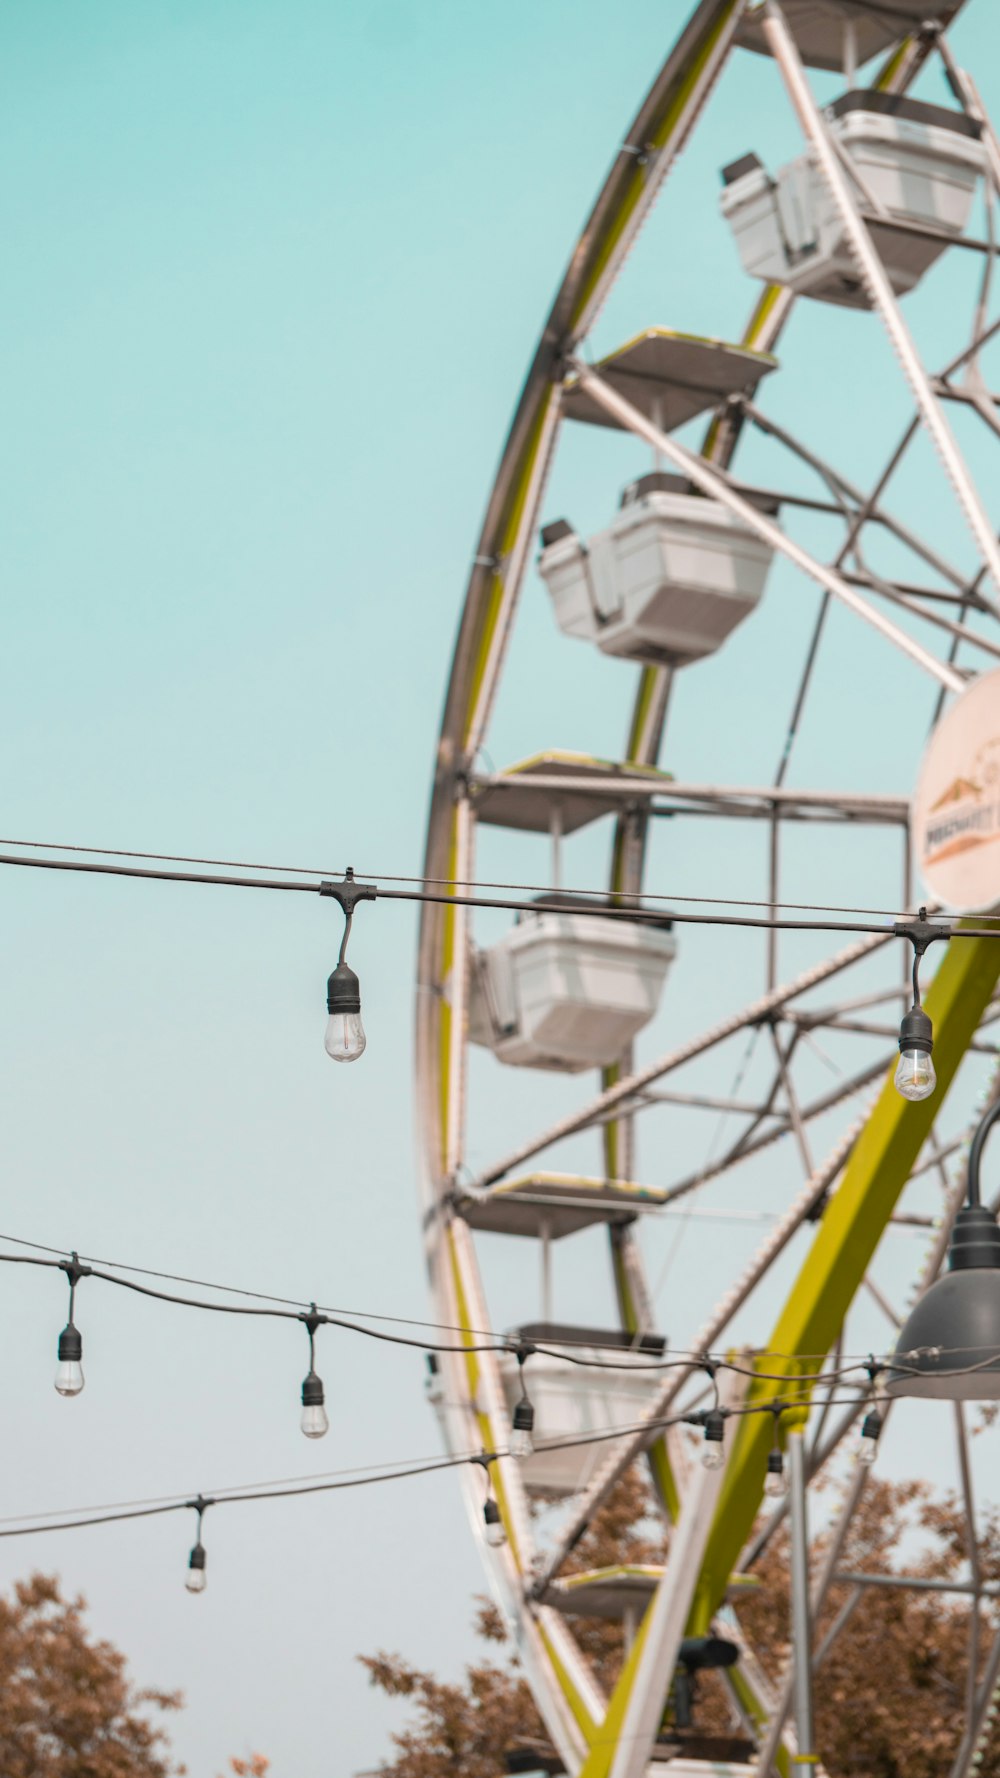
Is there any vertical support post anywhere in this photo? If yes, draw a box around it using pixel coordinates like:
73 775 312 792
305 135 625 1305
788 1429 815 1769
550 805 563 893
843 18 856 90
540 1219 553 1323
767 805 780 991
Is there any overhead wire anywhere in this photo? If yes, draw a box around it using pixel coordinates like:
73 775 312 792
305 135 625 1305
0 1390 888 1544
0 1228 953 1362
0 832 999 929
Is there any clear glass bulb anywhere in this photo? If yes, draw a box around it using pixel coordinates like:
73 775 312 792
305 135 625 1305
301 1402 330 1439
54 1360 84 1397
856 1433 879 1466
484 1516 506 1548
325 1011 366 1063
702 1442 725 1471
185 1567 207 1594
764 1466 786 1499
894 1049 936 1102
509 1426 534 1461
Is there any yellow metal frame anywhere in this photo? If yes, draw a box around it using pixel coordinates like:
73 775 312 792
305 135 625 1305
414 0 978 1770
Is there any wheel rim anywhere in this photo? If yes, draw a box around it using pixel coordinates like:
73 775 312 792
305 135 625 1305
414 5 1000 1772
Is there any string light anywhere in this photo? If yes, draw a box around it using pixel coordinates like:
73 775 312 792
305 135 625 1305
471 1454 506 1548
4 835 1000 944
54 1256 88 1399
185 1498 210 1594
856 1406 883 1465
894 914 942 1103
321 870 375 1063
509 1347 535 1462
764 1407 786 1498
299 1307 329 1441
0 1386 952 1591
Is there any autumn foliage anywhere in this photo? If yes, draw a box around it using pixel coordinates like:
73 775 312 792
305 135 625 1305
362 1469 1000 1777
0 1573 182 1777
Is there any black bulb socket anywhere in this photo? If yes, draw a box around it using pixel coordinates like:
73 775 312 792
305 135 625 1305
704 1409 725 1444
513 1397 535 1434
58 1323 82 1363
898 1005 933 1057
327 961 361 1015
188 1542 206 1574
483 1498 502 1530
861 1407 883 1442
301 1370 325 1408
766 1449 783 1476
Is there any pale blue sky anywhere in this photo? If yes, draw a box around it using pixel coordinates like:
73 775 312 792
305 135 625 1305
3 4 1000 1774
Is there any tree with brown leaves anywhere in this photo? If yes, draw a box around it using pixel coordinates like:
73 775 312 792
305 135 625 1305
0 1573 183 1777
362 1470 1000 1777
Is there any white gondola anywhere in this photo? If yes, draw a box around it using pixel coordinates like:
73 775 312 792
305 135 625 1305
498 1324 668 1498
720 91 984 308
537 471 776 669
467 896 676 1072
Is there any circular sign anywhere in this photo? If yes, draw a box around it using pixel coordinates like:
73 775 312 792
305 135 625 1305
913 666 1000 913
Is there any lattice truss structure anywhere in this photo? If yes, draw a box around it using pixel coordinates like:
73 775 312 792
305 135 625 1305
414 4 1000 1774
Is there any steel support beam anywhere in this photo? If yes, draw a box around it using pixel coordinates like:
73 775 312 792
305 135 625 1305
530 1116 865 1598
689 928 1000 1634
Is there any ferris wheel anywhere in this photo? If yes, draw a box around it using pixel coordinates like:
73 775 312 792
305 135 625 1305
414 3 1000 1774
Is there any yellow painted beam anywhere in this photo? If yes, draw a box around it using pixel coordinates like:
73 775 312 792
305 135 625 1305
690 925 1000 1629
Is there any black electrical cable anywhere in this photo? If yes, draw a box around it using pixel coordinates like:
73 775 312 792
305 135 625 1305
0 1242 899 1385
2 832 995 925
1 843 999 940
0 1391 885 1544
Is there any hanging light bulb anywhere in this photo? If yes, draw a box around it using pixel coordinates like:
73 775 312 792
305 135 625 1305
185 1497 211 1593
325 963 366 1062
895 1005 936 1102
764 1448 786 1498
856 1407 882 1465
300 1370 329 1440
892 917 943 1103
483 1497 506 1547
701 1409 726 1471
54 1321 84 1397
298 1306 329 1437
54 1256 89 1398
320 870 376 1063
510 1396 535 1461
509 1347 535 1460
185 1543 207 1594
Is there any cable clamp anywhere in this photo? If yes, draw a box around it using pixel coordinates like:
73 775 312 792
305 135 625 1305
58 1253 92 1288
892 909 950 954
319 867 377 913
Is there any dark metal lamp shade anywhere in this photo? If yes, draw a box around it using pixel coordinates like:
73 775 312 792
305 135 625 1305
887 1204 1000 1400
